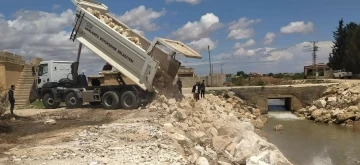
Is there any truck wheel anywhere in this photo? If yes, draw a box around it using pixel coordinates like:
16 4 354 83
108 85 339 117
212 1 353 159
42 93 60 109
65 92 82 109
120 91 138 110
102 91 120 110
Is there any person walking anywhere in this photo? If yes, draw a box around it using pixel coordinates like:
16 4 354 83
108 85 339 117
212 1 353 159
200 80 206 99
8 85 15 115
176 78 182 94
192 83 196 99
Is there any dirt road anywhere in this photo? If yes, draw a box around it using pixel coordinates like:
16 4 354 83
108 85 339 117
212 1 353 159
0 108 186 165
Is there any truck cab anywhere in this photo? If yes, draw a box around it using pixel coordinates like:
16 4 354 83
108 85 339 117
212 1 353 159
37 60 74 89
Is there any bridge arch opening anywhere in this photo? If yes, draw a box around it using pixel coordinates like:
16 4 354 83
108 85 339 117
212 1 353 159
268 97 291 111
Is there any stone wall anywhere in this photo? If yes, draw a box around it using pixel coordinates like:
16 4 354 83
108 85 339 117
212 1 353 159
174 74 226 87
230 84 333 114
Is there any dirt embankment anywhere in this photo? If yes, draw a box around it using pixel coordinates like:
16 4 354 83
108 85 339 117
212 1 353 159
0 93 292 165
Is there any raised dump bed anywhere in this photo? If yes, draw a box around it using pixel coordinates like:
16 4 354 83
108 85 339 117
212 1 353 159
70 0 202 92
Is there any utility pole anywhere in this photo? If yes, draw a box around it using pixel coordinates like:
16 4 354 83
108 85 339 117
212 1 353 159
310 41 319 79
303 41 320 80
208 45 212 76
208 45 212 86
220 63 224 74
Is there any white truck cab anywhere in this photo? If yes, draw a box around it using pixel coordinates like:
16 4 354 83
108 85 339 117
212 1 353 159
37 60 74 89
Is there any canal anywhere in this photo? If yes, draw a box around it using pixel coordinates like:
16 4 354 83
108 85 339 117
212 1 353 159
263 99 360 165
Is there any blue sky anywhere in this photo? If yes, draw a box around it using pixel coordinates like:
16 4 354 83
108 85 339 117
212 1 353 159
0 0 359 76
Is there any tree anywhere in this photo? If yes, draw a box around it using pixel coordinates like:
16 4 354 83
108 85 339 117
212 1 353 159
268 73 274 77
343 22 360 73
236 71 248 78
328 19 346 70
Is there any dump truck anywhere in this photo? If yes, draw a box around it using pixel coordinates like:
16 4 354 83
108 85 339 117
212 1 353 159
37 0 201 110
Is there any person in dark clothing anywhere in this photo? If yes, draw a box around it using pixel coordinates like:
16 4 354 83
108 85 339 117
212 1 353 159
32 65 36 76
200 80 206 99
176 78 182 94
192 82 200 101
191 83 196 99
8 85 15 115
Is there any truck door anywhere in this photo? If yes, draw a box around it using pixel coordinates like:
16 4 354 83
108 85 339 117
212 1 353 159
37 63 49 88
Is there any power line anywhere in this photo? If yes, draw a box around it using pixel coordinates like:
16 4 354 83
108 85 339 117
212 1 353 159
303 41 320 79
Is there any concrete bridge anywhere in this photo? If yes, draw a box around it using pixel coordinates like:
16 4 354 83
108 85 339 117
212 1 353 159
183 83 338 114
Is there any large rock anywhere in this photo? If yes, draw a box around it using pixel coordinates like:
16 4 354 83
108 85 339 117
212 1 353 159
311 109 324 119
337 111 356 122
44 119 56 125
247 150 292 165
217 122 254 138
172 133 190 146
174 109 188 121
196 157 210 165
338 82 352 90
273 124 283 131
314 99 327 108
212 136 233 153
233 131 278 164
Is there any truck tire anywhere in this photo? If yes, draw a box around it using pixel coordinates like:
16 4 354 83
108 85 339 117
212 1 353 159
102 91 120 110
65 92 83 109
42 93 60 109
120 91 138 110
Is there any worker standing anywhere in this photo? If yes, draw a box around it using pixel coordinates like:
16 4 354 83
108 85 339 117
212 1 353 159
200 80 206 99
176 78 182 94
194 82 200 101
8 85 15 115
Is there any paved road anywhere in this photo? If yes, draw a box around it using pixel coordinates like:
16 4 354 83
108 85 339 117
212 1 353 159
325 79 360 83
181 83 338 94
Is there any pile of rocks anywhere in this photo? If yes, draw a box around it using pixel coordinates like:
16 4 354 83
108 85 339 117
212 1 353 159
5 117 188 164
295 82 360 126
148 92 292 165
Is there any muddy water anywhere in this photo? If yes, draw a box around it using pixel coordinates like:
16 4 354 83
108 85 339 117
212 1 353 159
263 110 360 165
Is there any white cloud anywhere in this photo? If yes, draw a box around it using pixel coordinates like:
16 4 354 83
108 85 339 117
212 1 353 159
0 9 105 75
187 38 217 53
132 29 145 36
0 13 4 18
204 41 333 74
263 32 276 45
112 5 166 31
171 13 222 41
227 17 260 40
52 4 61 10
280 21 314 34
228 17 261 31
234 39 255 49
165 0 201 5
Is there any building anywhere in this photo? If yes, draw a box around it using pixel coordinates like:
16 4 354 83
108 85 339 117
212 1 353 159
304 63 333 79
0 51 26 91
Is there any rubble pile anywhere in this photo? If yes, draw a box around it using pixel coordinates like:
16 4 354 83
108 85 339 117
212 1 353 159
147 92 292 165
295 82 360 126
87 8 142 48
6 120 188 164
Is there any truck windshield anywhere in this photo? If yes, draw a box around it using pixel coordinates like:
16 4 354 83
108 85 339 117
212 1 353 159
38 64 48 76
